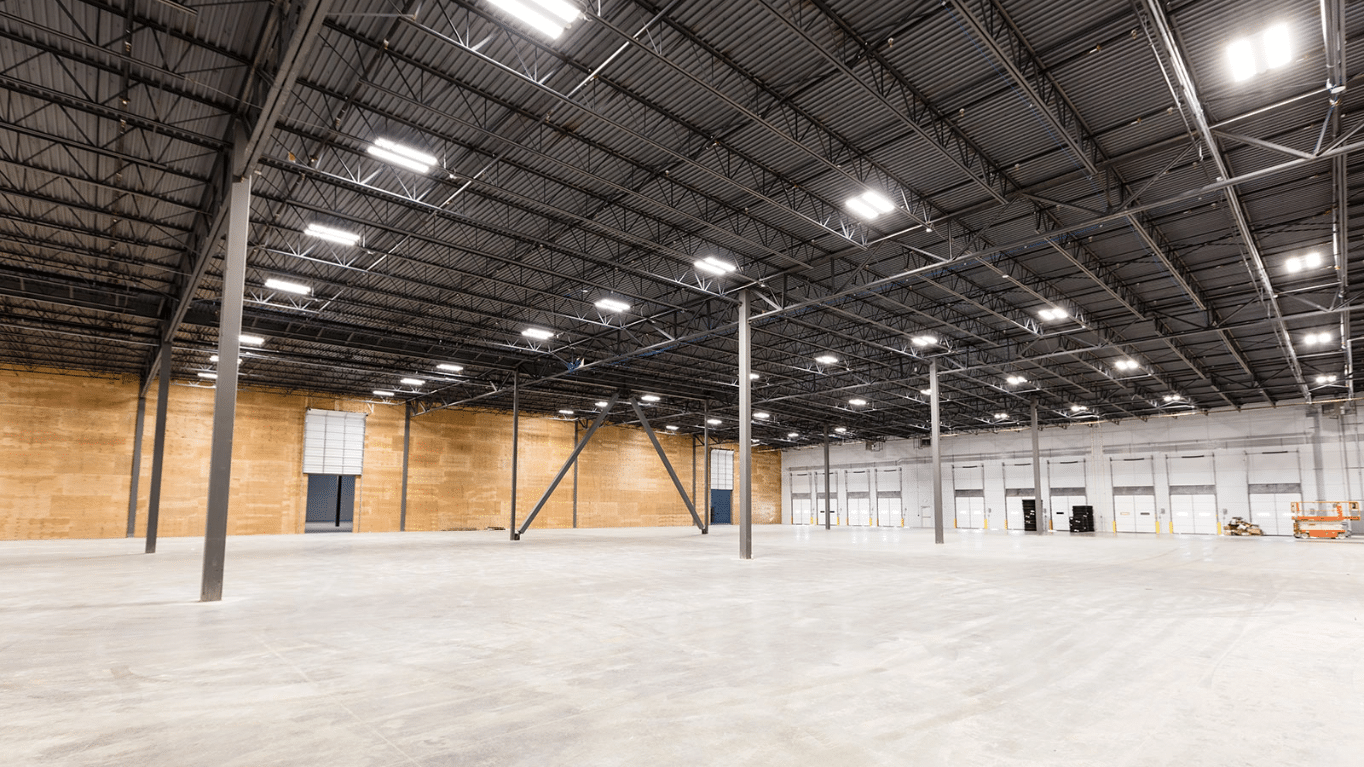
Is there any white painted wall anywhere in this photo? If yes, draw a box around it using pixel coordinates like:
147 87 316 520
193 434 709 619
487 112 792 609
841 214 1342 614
779 404 1364 534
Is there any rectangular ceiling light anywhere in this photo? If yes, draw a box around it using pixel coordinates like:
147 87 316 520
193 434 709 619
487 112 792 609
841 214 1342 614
707 418 722 425
198 372 218 380
910 334 937 347
640 394 661 402
558 409 575 415
522 327 555 340
1227 37 1257 81
264 277 311 295
373 390 395 397
239 334 266 346
594 297 631 313
304 223 361 246
753 411 770 419
846 190 894 220
487 0 566 38
209 355 243 363
368 138 436 174
1262 23 1291 69
437 363 464 373
400 378 425 386
694 256 737 275
814 354 838 365
666 425 679 431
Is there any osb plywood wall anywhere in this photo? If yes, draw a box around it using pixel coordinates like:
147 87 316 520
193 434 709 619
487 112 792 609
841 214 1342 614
1 368 782 539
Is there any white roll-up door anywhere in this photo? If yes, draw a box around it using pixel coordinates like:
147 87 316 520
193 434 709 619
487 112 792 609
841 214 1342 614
1047 459 1086 532
1167 454 1217 534
1246 450 1302 536
789 471 813 525
846 469 872 526
303 409 367 475
875 467 903 527
1111 456 1157 533
1003 461 1035 530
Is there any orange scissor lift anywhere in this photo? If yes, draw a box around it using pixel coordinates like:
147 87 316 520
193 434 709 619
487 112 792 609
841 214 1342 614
1290 501 1360 539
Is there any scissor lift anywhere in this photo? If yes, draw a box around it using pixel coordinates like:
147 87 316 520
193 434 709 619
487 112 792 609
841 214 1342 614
1291 501 1360 539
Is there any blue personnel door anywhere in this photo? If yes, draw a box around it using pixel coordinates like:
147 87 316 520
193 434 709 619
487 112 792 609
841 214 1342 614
710 489 733 525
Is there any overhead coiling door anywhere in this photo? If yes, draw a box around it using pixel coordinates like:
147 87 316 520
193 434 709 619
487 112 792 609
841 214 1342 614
952 463 986 529
1047 459 1086 532
1111 456 1157 533
875 467 903 527
1168 454 1218 534
303 409 367 475
817 471 839 526
1003 461 1035 530
1247 450 1303 536
789 471 813 525
846 470 872 526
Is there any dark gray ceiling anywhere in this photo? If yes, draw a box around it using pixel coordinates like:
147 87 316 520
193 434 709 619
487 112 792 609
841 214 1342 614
2 0 1361 444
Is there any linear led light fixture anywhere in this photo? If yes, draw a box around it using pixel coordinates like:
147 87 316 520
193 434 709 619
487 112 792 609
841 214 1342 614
833 426 848 434
1303 331 1333 346
594 400 608 408
594 297 631 313
920 388 932 395
486 0 579 38
814 354 838 365
401 378 425 386
995 413 1008 420
1114 359 1139 371
753 411 770 419
437 363 464 373
1285 251 1323 273
558 409 575 415
1163 394 1183 403
239 334 265 346
1316 374 1339 384
1038 307 1069 321
197 372 217 380
845 190 894 220
706 418 722 426
368 138 436 174
749 372 760 380
1070 405 1088 413
304 223 360 246
694 255 737 275
1006 375 1027 385
522 327 555 340
640 394 661 402
264 277 311 295
910 334 937 347
666 425 679 431
208 355 242 363
373 390 395 397
1229 23 1292 82
787 432 799 439
849 398 867 406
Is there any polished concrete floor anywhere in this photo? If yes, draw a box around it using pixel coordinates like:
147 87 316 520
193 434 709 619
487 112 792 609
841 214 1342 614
2 525 1361 766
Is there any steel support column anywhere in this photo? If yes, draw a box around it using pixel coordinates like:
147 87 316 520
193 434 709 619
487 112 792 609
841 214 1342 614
630 400 706 532
400 401 411 531
200 168 249 603
702 401 710 531
931 359 943 544
517 393 620 536
823 425 831 530
510 370 520 540
738 289 752 559
145 341 171 553
1032 399 1044 535
573 419 579 528
125 394 146 537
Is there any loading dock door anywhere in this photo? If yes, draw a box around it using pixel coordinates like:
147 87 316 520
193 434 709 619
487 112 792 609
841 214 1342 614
1048 459 1086 532
1168 454 1218 534
846 470 872 526
817 471 839 526
1003 461 1035 531
1114 495 1158 533
954 492 986 529
875 467 903 527
1247 450 1303 536
1171 494 1217 534
790 471 813 525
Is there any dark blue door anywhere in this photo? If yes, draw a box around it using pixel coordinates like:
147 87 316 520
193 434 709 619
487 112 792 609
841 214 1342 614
710 489 732 524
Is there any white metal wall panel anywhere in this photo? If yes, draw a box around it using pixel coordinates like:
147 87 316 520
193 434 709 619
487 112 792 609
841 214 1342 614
303 409 367 475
